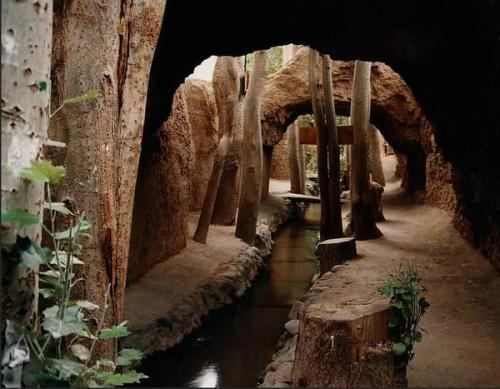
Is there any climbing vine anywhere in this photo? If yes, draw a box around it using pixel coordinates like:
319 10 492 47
378 264 430 362
1 91 147 387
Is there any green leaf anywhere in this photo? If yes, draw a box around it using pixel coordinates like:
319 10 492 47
403 336 412 346
76 300 99 310
43 305 59 318
45 201 73 215
38 81 47 92
39 288 57 298
103 371 148 386
392 342 407 356
1 209 39 227
45 358 85 380
54 220 91 240
42 306 87 339
388 316 399 328
19 244 44 270
50 252 84 267
414 331 423 342
63 90 101 105
71 344 91 362
115 348 143 366
21 160 66 184
97 359 115 368
99 322 131 340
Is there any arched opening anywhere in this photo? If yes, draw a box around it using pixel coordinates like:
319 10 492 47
121 1 499 387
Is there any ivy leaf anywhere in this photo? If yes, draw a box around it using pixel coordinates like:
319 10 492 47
99 322 131 340
63 90 101 105
413 331 423 342
392 342 407 356
76 300 99 310
44 201 73 215
19 244 44 270
44 358 86 380
388 316 399 328
54 220 91 240
103 371 148 386
39 288 57 298
38 81 47 92
21 160 66 184
115 348 143 366
42 306 87 339
1 209 39 228
71 344 91 362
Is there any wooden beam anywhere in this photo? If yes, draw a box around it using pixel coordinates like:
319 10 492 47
299 125 354 145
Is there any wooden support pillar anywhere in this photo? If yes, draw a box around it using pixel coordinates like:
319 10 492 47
261 145 273 202
317 237 357 275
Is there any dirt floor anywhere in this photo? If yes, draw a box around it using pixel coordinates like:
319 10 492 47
360 157 500 387
264 155 500 387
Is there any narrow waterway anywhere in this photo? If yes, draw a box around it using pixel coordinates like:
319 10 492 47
140 204 320 387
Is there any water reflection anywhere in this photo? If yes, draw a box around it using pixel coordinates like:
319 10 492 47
189 364 220 388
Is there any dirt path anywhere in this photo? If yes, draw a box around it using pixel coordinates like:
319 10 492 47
368 158 500 387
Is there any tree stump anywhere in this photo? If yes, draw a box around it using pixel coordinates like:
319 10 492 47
291 271 408 388
317 237 357 275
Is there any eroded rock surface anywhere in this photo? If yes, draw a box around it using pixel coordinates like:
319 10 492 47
128 85 194 284
184 79 219 211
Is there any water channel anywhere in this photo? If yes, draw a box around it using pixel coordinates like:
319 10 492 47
141 204 320 387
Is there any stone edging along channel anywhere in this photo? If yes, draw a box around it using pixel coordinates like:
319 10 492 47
122 199 296 357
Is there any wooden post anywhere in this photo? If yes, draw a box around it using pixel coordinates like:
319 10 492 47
317 237 357 275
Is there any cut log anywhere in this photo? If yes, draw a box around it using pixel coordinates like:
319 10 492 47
317 237 357 275
292 270 408 388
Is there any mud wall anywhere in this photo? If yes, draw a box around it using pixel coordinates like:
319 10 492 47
128 86 194 284
184 79 219 211
142 0 499 270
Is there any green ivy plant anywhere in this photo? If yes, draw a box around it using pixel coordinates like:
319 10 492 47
1 160 147 387
1 90 147 387
378 263 430 362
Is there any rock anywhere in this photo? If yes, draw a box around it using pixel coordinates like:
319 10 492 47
184 79 219 211
128 85 194 284
284 320 299 335
288 301 303 320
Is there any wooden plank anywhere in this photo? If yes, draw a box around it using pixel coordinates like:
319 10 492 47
299 126 316 145
299 125 354 145
277 193 321 203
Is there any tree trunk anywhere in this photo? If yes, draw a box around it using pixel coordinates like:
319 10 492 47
309 48 332 241
285 44 304 195
287 121 304 193
368 124 386 186
317 237 356 275
299 143 306 193
48 0 166 356
349 60 382 240
235 50 267 245
194 57 240 241
261 145 273 202
322 54 343 238
1 0 53 330
211 57 244 225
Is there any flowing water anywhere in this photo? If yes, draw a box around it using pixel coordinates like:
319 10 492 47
140 204 320 387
